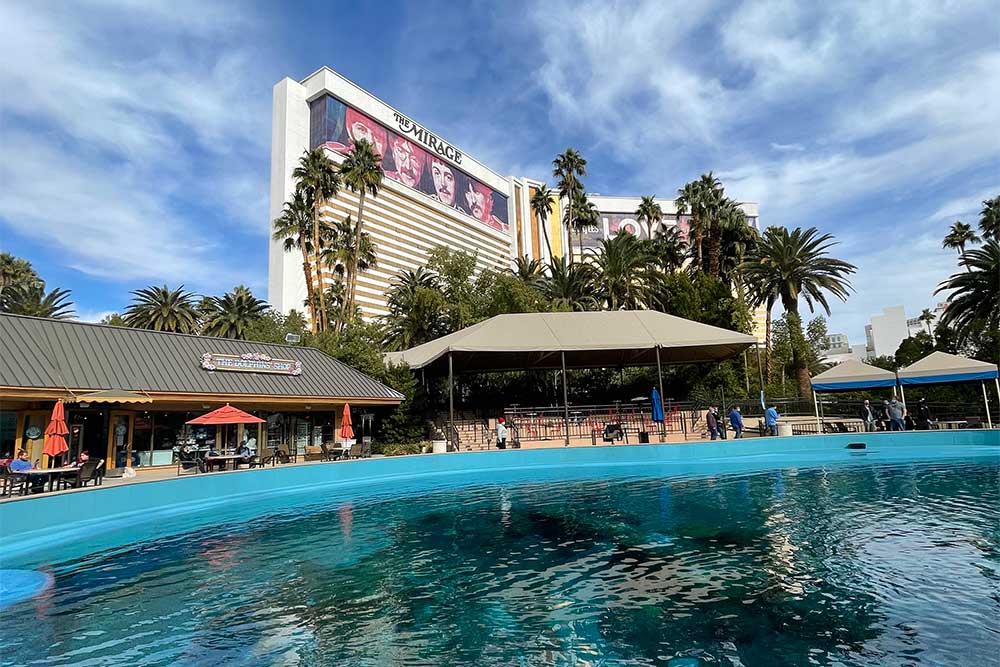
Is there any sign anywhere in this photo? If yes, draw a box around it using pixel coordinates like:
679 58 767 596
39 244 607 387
25 425 43 440
201 352 302 376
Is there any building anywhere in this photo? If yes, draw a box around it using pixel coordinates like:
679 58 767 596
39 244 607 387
823 333 850 355
906 302 947 338
268 66 765 339
0 315 402 468
864 306 909 358
821 333 868 364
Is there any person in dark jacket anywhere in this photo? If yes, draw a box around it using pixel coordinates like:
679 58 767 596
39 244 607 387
859 400 876 432
916 398 933 430
706 408 719 440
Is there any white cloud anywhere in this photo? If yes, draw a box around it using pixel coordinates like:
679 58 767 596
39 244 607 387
770 143 804 152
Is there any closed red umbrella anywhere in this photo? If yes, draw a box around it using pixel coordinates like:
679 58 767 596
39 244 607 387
43 400 70 463
339 404 354 440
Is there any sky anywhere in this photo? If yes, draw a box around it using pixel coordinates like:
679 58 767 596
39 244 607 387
1 0 997 345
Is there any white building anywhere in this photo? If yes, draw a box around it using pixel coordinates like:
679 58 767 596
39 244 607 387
268 66 765 339
906 302 947 338
864 306 909 358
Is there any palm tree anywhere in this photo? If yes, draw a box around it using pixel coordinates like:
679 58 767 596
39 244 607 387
676 173 721 274
980 196 1000 241
570 190 599 257
338 139 384 330
292 148 341 332
382 268 447 350
741 227 856 396
587 233 657 310
530 185 556 259
552 149 587 263
0 253 41 309
706 198 745 278
541 258 597 311
202 286 268 339
321 215 378 325
918 308 935 339
271 188 319 332
935 240 999 343
942 221 980 272
3 284 74 319
124 284 199 333
635 196 663 240
512 256 544 289
649 224 688 273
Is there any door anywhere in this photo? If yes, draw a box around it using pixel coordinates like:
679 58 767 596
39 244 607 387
107 411 135 468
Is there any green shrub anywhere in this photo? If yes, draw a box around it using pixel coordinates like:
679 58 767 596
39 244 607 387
377 442 426 457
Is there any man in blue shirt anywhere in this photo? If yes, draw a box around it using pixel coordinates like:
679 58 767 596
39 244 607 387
9 450 33 472
729 406 744 439
764 405 780 436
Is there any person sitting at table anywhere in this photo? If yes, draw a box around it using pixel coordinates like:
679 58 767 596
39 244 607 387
9 449 33 472
234 442 253 467
74 450 90 467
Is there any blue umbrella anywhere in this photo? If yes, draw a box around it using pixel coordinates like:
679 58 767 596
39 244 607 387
651 387 664 423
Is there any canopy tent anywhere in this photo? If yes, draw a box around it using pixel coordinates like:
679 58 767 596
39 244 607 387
896 351 999 428
385 311 758 444
809 360 899 429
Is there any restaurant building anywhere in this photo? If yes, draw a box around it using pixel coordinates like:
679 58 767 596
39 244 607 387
0 314 403 468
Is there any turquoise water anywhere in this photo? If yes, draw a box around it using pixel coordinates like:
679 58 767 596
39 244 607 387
2 457 997 666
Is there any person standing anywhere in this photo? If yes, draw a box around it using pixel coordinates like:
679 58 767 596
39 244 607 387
764 405 780 436
916 398 933 430
716 407 727 440
706 408 719 440
860 400 876 432
496 417 508 450
887 397 906 431
878 400 890 431
729 406 744 439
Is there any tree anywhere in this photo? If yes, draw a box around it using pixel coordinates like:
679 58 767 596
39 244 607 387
980 195 1000 241
676 173 721 273
0 253 41 309
338 138 384 330
895 332 935 368
3 284 74 319
426 246 480 332
588 233 656 310
529 185 556 259
571 189 600 258
635 196 663 240
918 308 935 339
935 240 1000 346
292 148 341 332
382 268 448 350
272 188 319 332
512 256 544 289
541 258 597 311
321 214 377 329
124 284 200 333
100 313 127 327
552 148 587 263
242 309 309 345
650 224 688 273
741 226 856 396
942 220 980 272
202 286 269 339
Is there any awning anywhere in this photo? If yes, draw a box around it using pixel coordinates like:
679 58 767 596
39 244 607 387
897 351 999 385
810 359 897 391
384 311 757 373
75 389 153 404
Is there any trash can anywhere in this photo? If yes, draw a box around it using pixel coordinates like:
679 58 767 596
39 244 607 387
638 431 650 444
777 422 793 437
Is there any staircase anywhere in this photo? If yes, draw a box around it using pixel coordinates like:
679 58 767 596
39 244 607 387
438 418 494 451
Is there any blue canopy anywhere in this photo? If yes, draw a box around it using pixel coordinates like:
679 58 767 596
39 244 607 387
651 387 664 423
897 351 998 386
810 359 897 392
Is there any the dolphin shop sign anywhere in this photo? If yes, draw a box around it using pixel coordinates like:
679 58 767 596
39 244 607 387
393 112 463 165
201 352 302 376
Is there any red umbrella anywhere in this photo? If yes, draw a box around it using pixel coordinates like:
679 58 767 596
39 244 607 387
43 400 70 462
186 404 265 425
339 404 354 440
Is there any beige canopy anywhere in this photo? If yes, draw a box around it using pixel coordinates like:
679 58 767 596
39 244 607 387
897 351 998 384
385 311 757 373
74 389 153 404
810 359 898 391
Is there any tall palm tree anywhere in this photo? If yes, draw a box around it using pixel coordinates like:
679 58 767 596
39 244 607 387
706 198 745 278
202 286 268 339
530 185 556 259
571 190 600 257
292 148 341 332
935 240 999 343
512 256 544 289
2 284 74 319
338 139 384 330
587 234 657 310
676 174 721 274
552 149 587 263
741 227 856 396
942 220 980 272
124 285 199 333
272 188 319 332
382 268 447 350
321 215 378 325
0 253 41 309
541 258 597 311
980 196 1000 241
649 224 688 273
635 196 663 240
918 308 935 339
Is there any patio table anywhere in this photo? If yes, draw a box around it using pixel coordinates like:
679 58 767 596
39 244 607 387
18 466 80 493
203 454 246 472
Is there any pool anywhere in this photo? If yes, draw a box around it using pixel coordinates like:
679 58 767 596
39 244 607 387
1 432 997 666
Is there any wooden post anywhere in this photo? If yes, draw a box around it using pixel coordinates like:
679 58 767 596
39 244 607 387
561 351 570 446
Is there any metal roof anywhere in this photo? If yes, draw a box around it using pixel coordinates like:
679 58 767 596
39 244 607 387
0 314 403 401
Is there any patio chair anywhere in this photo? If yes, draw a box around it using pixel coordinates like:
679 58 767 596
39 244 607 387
348 442 363 459
963 416 984 429
1 465 28 497
320 443 338 462
59 459 105 490
177 448 206 475
278 444 298 464
361 440 371 458
834 422 852 433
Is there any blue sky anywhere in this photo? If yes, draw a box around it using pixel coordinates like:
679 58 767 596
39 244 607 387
1 0 997 345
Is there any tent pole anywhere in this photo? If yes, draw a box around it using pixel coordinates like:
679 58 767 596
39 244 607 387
899 384 906 408
561 351 570 446
656 346 666 440
448 352 454 446
813 390 821 432
743 350 750 393
994 378 1000 428
754 344 764 390
983 380 992 429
